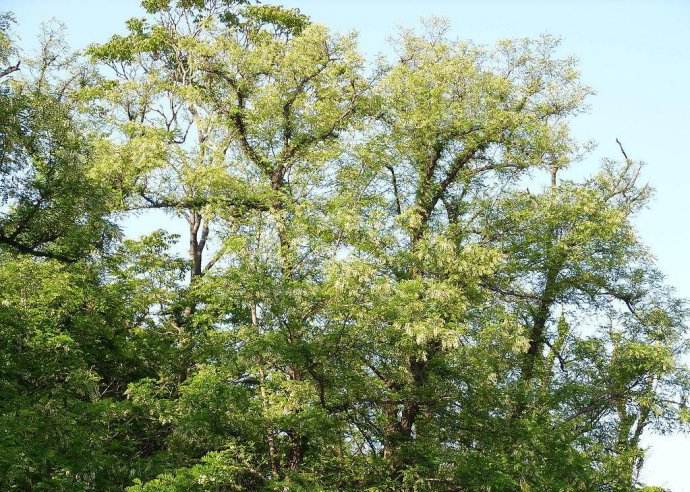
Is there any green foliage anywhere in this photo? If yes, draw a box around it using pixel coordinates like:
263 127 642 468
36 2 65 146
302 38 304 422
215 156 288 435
1 21 116 262
0 2 687 491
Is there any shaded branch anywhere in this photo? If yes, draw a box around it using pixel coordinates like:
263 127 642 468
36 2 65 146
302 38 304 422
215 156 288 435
0 60 20 79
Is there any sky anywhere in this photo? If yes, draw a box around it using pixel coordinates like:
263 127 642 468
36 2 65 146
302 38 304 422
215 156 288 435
4 0 690 489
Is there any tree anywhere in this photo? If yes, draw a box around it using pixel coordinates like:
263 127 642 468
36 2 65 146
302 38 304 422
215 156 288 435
0 2 687 491
0 18 116 262
0 16 174 491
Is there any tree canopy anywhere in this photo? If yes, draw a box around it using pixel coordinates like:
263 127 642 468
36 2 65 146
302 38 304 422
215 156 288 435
0 2 687 491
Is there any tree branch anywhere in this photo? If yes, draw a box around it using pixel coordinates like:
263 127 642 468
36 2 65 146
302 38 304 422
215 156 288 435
0 61 20 79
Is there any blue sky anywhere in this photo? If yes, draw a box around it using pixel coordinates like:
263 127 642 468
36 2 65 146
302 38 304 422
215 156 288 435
5 0 690 489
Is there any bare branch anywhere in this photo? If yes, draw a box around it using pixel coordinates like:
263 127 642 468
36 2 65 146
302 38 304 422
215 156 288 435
616 137 630 162
0 60 20 79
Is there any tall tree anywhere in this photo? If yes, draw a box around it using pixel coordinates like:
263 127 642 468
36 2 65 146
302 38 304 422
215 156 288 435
0 19 115 262
0 16 179 491
1 2 687 491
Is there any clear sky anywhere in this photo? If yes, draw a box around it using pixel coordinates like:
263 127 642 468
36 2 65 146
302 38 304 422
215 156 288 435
4 0 690 489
